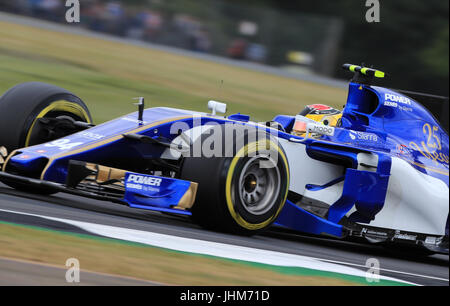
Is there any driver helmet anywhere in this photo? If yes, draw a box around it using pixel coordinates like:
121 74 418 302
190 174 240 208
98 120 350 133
299 104 342 127
292 104 342 136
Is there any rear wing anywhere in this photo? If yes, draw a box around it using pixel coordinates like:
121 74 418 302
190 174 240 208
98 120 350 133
394 89 449 134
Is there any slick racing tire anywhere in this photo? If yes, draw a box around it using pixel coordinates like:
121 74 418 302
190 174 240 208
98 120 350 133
0 82 92 152
180 125 289 235
0 82 92 194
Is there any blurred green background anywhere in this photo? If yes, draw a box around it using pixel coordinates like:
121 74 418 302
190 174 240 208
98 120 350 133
0 20 346 123
267 0 449 96
1 0 448 95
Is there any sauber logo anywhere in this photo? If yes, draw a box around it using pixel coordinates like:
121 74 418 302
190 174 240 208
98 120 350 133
349 130 378 142
127 174 162 187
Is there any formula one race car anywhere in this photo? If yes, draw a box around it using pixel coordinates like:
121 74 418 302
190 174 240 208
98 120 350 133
0 64 448 254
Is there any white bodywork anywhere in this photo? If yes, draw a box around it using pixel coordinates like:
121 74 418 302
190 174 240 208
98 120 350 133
368 157 448 235
279 139 449 236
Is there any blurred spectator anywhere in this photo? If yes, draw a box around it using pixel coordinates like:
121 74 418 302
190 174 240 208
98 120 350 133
82 0 105 31
192 28 211 52
126 10 164 41
227 39 248 60
227 39 267 63
126 11 145 40
171 14 211 52
1 0 250 59
1 0 32 15
174 14 201 35
246 43 267 63
29 0 62 22
102 1 125 35
141 10 163 41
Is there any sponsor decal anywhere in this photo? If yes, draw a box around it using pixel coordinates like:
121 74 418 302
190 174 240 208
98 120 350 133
79 132 104 141
361 228 388 237
126 183 143 190
366 230 387 237
306 123 335 136
398 105 413 112
397 144 408 155
409 123 449 166
383 94 414 111
394 231 417 241
349 130 378 142
425 236 437 245
127 174 162 187
384 93 412 105
384 101 398 108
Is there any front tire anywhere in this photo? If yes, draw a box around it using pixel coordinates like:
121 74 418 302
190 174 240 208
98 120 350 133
0 82 92 152
181 126 289 235
0 82 92 194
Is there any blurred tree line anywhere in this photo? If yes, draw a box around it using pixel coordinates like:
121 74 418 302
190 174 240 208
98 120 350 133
99 0 449 95
236 0 449 96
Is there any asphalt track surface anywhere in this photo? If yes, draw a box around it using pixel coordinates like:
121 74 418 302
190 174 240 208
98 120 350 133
0 257 159 286
0 183 448 286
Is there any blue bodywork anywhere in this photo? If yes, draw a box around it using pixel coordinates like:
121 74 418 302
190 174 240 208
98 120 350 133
5 81 449 238
123 172 193 216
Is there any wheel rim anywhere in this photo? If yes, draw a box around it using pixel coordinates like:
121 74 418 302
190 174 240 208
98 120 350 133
25 100 91 147
237 156 281 216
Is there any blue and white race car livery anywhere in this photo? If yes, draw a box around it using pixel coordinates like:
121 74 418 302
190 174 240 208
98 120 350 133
0 64 448 254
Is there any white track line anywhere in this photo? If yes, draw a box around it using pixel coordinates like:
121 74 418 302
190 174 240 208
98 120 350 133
311 258 448 282
0 208 422 285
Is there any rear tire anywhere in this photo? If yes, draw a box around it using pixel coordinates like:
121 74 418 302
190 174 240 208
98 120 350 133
180 125 289 235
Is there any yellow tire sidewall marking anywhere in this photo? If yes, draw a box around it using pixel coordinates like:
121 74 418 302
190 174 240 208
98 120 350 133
225 139 289 230
25 101 91 147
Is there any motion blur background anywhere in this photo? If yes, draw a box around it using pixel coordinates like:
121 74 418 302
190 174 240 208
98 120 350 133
1 0 448 95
